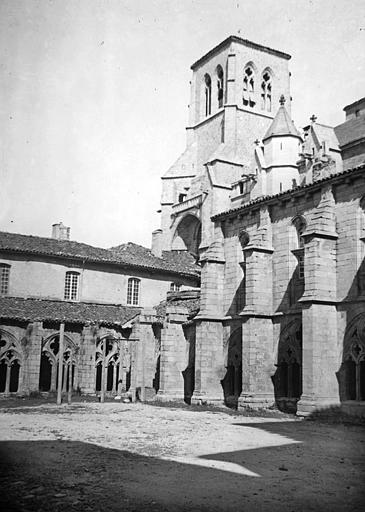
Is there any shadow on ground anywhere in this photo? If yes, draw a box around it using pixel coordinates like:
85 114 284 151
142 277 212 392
1 417 364 512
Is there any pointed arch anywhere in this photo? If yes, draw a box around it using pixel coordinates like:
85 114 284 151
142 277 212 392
95 335 131 394
261 67 273 112
172 214 202 259
0 328 23 394
216 64 224 109
221 327 242 407
274 319 302 408
243 62 257 108
39 332 78 392
204 73 212 116
339 313 365 401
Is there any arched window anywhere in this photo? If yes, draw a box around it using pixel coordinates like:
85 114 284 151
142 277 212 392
64 271 80 301
204 74 212 116
261 71 272 112
243 66 255 107
127 278 140 305
216 65 224 109
0 264 10 295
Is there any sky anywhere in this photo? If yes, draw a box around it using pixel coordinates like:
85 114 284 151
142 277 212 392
1 0 365 249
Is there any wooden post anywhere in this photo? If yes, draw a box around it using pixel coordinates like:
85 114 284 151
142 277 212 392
100 337 106 403
67 351 72 405
57 322 65 405
140 337 145 402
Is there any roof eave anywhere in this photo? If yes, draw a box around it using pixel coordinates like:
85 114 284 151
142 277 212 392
191 35 291 70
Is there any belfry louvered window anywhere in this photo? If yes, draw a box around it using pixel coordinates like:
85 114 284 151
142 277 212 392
243 66 255 107
261 71 272 112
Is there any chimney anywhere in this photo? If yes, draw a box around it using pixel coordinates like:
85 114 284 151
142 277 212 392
52 222 70 241
151 229 163 258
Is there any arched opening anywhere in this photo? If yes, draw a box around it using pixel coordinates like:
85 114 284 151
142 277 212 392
153 355 160 393
216 65 224 109
339 315 365 402
274 321 302 413
290 215 306 304
243 64 255 107
0 330 22 394
204 73 212 116
182 325 195 405
261 70 272 112
172 214 202 259
39 334 77 393
95 362 102 392
95 336 129 396
221 328 242 409
0 360 7 392
39 354 52 392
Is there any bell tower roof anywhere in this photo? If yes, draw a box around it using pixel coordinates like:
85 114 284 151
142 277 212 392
263 95 302 142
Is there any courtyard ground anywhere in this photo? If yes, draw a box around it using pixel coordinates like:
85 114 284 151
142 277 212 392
0 399 364 512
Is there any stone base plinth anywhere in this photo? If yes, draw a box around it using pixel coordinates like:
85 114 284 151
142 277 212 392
296 395 340 417
156 390 185 402
238 392 275 410
191 392 224 406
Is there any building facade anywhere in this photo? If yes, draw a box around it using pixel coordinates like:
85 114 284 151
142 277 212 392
0 224 199 397
155 36 365 416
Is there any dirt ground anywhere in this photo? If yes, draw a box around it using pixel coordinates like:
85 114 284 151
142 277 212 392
0 398 364 512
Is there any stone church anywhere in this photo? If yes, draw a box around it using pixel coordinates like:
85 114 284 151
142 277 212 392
1 35 364 417
154 35 365 416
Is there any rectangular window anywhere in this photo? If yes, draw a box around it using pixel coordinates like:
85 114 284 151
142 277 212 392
127 278 140 306
170 283 181 292
0 265 10 295
64 272 79 300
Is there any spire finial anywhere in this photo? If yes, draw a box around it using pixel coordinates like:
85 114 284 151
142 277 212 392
310 114 317 124
279 94 286 106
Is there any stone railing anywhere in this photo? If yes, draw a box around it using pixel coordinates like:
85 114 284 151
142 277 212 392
172 194 203 214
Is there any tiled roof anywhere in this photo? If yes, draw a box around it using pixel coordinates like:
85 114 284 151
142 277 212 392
334 115 365 148
263 103 302 141
110 243 200 277
0 296 140 327
0 232 200 279
211 163 365 221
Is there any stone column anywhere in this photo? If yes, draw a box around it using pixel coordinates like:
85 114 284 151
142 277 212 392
192 239 226 404
157 306 189 401
238 206 276 409
22 321 43 394
134 309 159 400
192 319 225 404
78 324 97 394
297 184 340 415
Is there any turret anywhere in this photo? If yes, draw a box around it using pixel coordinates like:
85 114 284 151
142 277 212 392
261 95 302 195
